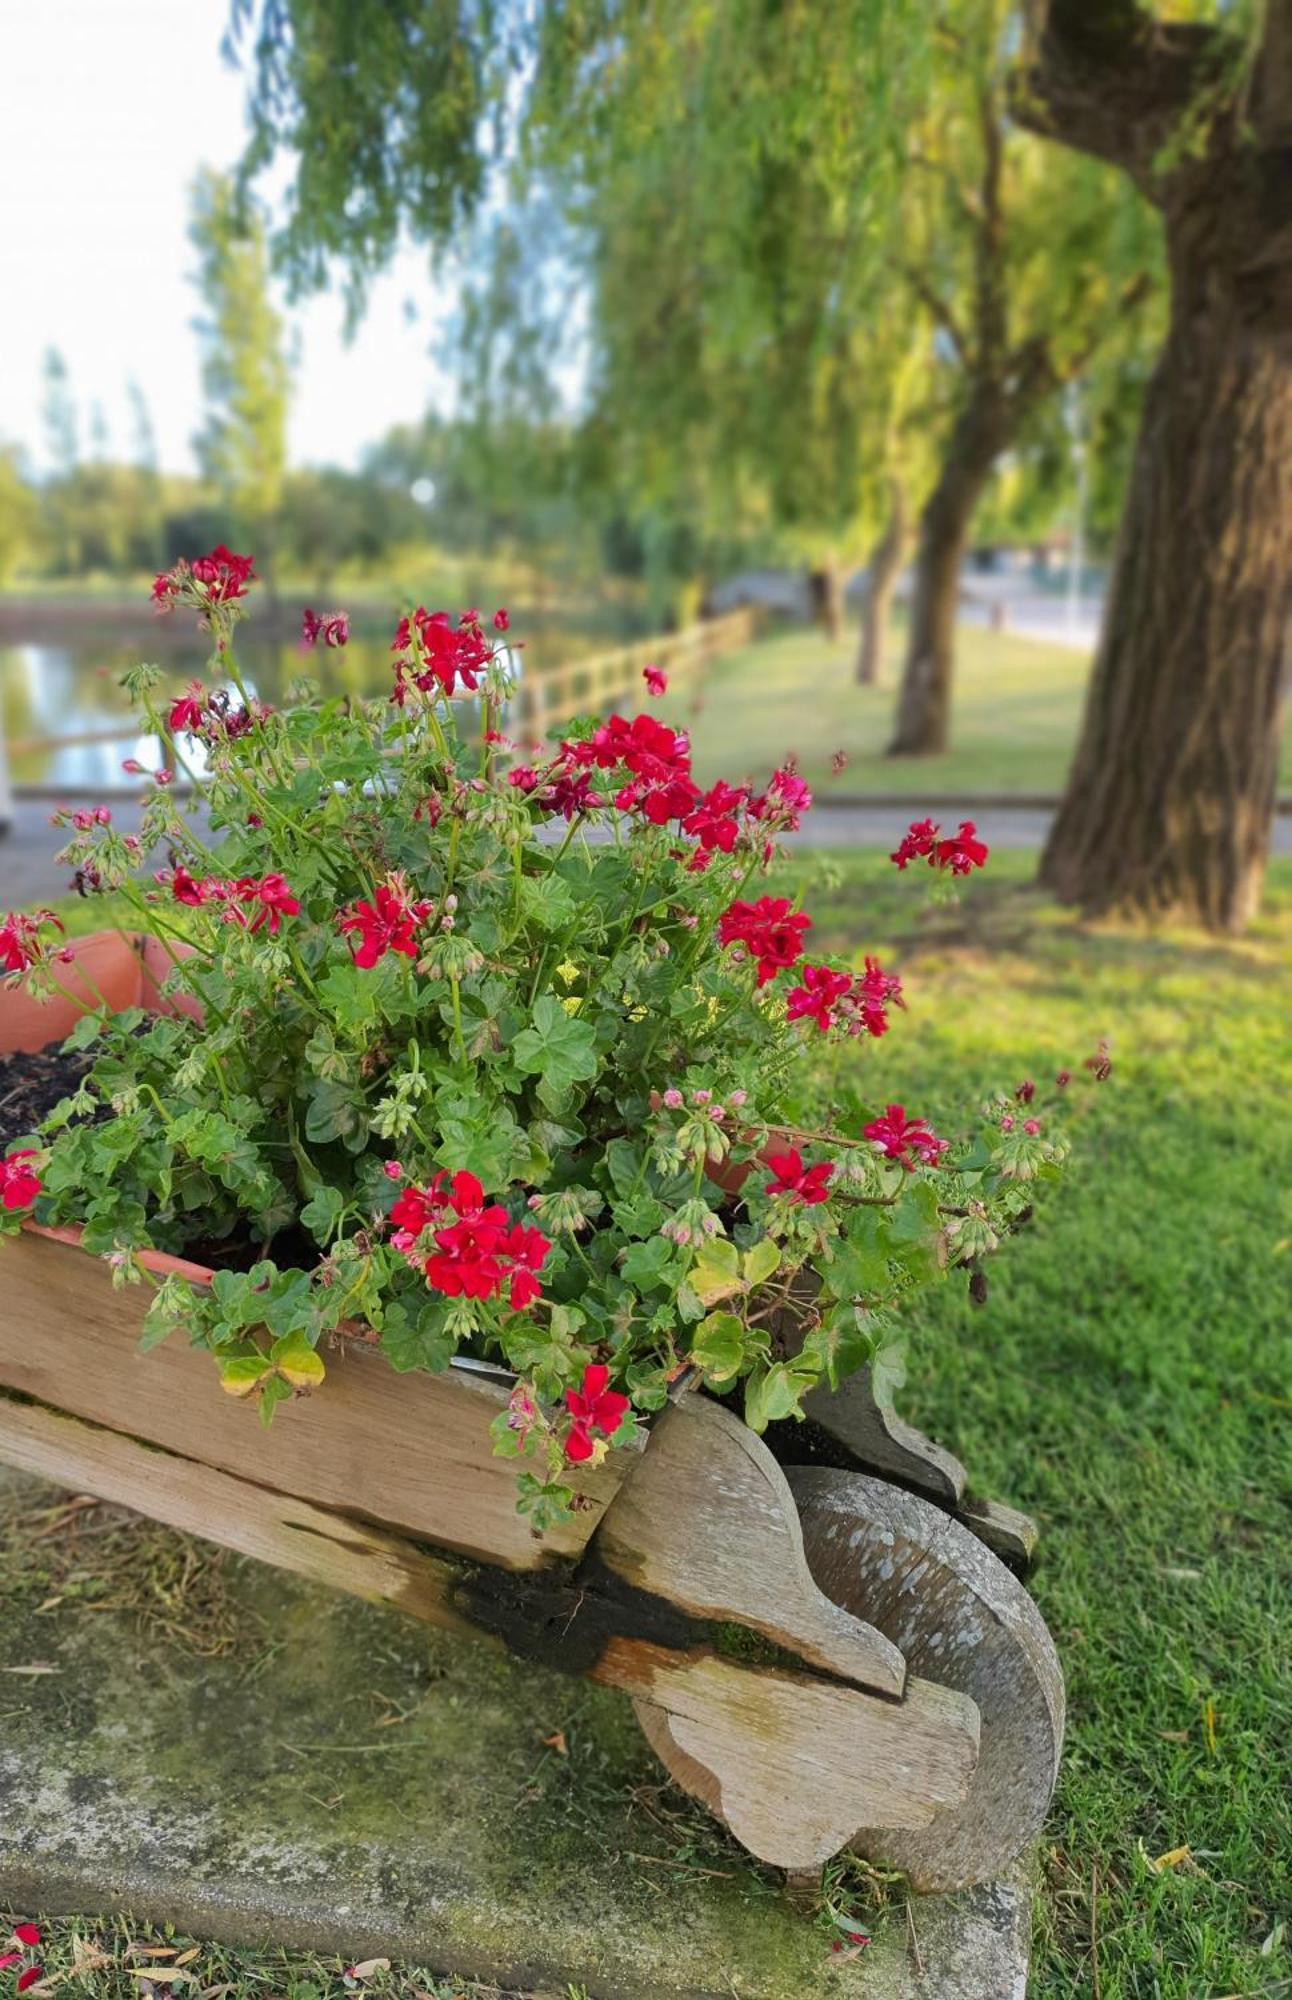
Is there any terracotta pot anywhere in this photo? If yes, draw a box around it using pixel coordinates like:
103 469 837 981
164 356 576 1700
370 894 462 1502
2 930 205 1280
0 928 198 1054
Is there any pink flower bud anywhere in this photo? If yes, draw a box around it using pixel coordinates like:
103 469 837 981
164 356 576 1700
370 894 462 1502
383 1161 404 1182
154 768 173 787
693 1089 712 1105
1000 1114 1015 1133
1023 1117 1041 1135
663 1088 684 1109
122 758 146 776
729 1089 748 1107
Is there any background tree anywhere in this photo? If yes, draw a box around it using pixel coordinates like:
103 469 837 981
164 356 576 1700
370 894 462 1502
189 165 291 591
40 347 81 574
1017 0 1292 930
884 0 1160 754
0 447 41 585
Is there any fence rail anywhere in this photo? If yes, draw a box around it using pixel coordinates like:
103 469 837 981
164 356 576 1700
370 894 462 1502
2 610 760 781
510 607 759 741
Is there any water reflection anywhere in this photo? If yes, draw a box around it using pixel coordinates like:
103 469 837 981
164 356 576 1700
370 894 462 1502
1 608 636 789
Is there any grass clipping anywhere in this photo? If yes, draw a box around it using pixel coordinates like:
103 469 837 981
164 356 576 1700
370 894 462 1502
0 1481 252 1657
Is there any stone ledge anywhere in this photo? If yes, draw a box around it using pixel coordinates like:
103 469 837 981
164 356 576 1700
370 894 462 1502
0 1467 1032 1998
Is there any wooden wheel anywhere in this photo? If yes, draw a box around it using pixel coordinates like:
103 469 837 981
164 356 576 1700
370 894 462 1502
635 1464 1063 1892
786 1467 1064 1891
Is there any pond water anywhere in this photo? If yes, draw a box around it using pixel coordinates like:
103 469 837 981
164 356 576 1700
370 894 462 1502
0 602 644 791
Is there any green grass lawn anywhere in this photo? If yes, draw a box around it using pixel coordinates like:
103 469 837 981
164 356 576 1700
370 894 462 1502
682 620 1292 799
794 851 1292 1997
13 860 1292 1997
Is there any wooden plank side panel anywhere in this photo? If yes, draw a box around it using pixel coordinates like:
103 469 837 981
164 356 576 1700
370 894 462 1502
0 1232 632 1570
0 1389 475 1636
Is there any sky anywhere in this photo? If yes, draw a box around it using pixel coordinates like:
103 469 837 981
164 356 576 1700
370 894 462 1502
0 0 458 477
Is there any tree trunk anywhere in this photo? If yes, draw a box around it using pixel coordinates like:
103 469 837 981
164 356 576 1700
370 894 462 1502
887 404 1002 756
1040 250 1292 931
856 480 907 686
809 552 846 642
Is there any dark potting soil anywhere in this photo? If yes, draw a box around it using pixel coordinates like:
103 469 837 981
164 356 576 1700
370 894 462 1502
0 1040 94 1152
0 1038 317 1275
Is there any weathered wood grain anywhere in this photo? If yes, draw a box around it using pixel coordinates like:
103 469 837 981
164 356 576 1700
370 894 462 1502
594 1393 906 1696
0 1387 475 1635
608 1640 980 1871
804 1365 968 1507
789 1466 1064 1892
0 1230 632 1569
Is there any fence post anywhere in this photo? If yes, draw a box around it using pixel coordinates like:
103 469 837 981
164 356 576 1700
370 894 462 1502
0 725 12 835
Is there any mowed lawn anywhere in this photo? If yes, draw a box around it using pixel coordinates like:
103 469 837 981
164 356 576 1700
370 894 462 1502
681 620 1292 798
795 852 1292 1998
16 858 1292 1998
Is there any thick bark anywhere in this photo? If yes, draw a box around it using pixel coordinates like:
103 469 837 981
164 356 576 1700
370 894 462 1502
887 399 1005 755
856 480 907 686
809 553 846 642
1021 0 1292 930
1040 253 1292 930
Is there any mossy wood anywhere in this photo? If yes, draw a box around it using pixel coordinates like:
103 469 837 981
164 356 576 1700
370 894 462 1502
0 1233 984 1875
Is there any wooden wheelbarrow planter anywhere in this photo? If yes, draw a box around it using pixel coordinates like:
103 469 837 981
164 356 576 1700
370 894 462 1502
0 942 1064 1894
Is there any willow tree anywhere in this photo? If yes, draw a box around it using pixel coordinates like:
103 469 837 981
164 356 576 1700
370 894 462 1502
190 167 291 591
1017 0 1292 930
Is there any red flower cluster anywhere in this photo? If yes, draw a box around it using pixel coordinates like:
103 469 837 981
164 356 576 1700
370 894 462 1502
164 869 300 934
390 1169 553 1311
863 1103 948 1167
764 1149 833 1206
562 712 699 825
0 1149 42 1211
564 1362 630 1463
391 607 500 702
891 817 989 876
0 908 62 976
643 663 668 696
786 963 853 1032
339 879 433 968
153 545 256 610
0 1920 42 1990
848 956 904 1038
302 607 350 648
750 764 813 832
168 682 268 742
682 779 749 854
717 896 812 987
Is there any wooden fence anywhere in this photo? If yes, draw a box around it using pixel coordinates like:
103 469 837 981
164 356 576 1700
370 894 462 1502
1 608 761 795
509 606 759 742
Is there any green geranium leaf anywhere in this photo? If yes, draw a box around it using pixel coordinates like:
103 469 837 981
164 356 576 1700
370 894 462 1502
512 994 598 1099
691 1310 747 1385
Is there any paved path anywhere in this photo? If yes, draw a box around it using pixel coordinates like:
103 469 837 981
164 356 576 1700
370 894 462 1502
3 795 1290 907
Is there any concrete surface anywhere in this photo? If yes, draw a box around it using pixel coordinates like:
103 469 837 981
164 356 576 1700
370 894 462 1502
0 1465 1033 1998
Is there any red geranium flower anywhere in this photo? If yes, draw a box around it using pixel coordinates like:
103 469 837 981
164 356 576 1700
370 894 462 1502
643 663 667 696
564 1362 629 1462
339 880 431 968
891 817 989 876
509 764 540 793
849 956 903 1038
750 764 813 831
498 1222 554 1309
0 909 62 975
493 607 510 631
169 682 206 734
785 962 852 1032
302 607 350 649
936 819 989 875
191 544 257 601
764 1149 833 1206
168 865 211 907
0 1150 43 1211
863 1103 948 1167
681 779 748 854
717 896 811 986
544 769 602 821
228 873 300 935
391 607 493 701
